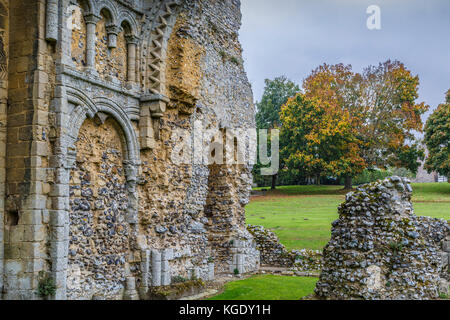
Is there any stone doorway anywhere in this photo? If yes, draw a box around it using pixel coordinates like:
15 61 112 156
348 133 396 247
67 116 131 300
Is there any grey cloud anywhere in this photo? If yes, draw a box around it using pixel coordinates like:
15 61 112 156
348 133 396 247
240 0 450 122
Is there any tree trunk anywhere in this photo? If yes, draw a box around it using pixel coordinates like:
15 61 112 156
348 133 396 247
316 174 321 186
344 175 352 190
271 174 277 190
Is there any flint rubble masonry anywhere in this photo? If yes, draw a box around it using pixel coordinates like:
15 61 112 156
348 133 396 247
0 0 259 300
315 176 449 300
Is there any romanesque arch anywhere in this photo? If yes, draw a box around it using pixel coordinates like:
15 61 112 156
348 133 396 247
49 87 140 300
67 116 130 300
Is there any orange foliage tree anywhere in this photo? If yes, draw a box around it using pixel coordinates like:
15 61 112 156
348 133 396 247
283 60 428 188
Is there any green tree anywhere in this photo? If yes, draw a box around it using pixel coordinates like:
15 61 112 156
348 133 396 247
280 93 365 186
256 76 300 129
255 76 300 189
424 91 450 180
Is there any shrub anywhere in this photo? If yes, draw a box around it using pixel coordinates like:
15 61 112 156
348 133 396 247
389 241 403 253
234 268 240 275
353 169 392 185
172 275 188 284
37 272 56 298
219 50 227 61
230 56 240 65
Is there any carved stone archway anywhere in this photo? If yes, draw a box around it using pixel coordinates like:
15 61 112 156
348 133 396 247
49 87 140 300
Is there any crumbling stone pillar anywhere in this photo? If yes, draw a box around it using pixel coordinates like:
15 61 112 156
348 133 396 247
149 249 173 288
161 249 172 286
125 35 139 83
45 0 59 43
139 250 151 297
151 250 161 287
315 177 450 300
106 25 121 49
84 13 100 72
123 277 139 300
139 94 168 150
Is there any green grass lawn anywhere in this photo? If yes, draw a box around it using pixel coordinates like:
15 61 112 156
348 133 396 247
247 183 450 250
208 275 318 300
208 183 449 301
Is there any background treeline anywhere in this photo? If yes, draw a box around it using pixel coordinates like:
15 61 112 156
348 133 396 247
254 61 449 188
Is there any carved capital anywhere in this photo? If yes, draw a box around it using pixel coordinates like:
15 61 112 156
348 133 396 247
106 25 121 48
106 24 122 36
125 35 140 46
84 13 101 25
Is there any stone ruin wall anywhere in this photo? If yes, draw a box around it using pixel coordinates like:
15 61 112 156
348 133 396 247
0 0 7 295
315 177 450 300
247 225 322 272
0 0 259 300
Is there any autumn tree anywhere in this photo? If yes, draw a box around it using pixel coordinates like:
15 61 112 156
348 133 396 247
424 91 450 180
302 60 428 188
255 76 300 189
280 93 366 185
303 64 364 188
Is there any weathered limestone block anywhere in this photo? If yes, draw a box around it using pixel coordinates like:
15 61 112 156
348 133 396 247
315 177 450 300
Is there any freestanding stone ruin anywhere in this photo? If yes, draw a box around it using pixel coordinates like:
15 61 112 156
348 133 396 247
0 0 259 300
315 177 449 300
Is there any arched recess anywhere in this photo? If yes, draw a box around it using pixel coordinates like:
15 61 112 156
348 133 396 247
50 87 140 300
117 10 138 37
95 8 128 81
95 1 119 25
69 0 89 70
68 115 130 300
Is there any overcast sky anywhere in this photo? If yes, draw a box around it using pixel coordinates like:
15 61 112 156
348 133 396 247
240 0 450 120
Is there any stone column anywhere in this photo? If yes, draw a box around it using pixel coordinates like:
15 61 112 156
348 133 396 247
125 35 139 84
124 161 139 224
139 250 151 297
161 249 172 286
45 0 59 43
49 145 74 300
123 277 139 300
106 25 121 49
84 14 100 72
151 250 161 287
208 263 215 281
